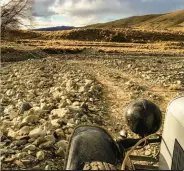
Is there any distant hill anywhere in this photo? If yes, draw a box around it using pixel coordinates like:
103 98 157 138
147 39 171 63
33 26 76 31
86 9 184 30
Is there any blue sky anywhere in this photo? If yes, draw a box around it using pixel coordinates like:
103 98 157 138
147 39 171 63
1 0 184 28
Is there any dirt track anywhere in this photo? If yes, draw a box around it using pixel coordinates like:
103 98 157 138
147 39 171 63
1 52 184 170
58 54 184 135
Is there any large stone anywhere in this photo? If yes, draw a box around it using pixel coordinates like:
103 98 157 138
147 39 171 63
56 147 65 157
36 151 45 160
9 111 18 119
19 102 32 114
14 160 25 168
39 141 54 149
55 140 68 150
33 137 47 146
16 152 28 159
51 108 69 118
6 89 15 96
21 115 39 126
58 100 67 108
2 120 12 129
52 91 63 99
23 144 36 151
43 121 53 130
68 106 83 114
40 103 48 110
51 119 60 128
85 79 93 85
29 127 46 139
45 134 56 143
78 86 86 93
72 101 80 106
19 126 31 135
7 129 17 138
4 105 14 115
55 129 65 139
45 165 51 170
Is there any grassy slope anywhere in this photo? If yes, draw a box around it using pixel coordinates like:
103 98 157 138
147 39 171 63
86 9 184 29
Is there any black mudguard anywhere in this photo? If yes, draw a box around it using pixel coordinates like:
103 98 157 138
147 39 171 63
64 125 123 170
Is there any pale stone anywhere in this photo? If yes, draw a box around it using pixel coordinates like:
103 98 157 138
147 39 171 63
29 127 46 139
21 115 39 125
9 111 18 119
7 129 17 138
36 151 45 160
51 119 60 128
51 108 69 118
19 126 31 135
24 144 36 151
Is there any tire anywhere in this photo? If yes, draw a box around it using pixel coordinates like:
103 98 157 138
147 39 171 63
83 161 119 170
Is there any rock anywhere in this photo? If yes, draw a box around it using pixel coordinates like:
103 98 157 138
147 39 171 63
6 89 15 96
85 79 93 85
0 97 9 104
36 151 45 160
51 119 60 128
19 102 32 114
66 134 71 141
58 100 67 108
32 137 47 146
45 165 51 170
19 126 31 135
66 80 74 91
52 91 63 99
14 140 28 146
55 140 68 150
68 106 82 114
43 121 53 131
7 129 17 139
4 105 14 115
55 129 65 138
51 108 69 118
23 144 36 151
176 80 182 85
39 141 54 149
56 147 65 157
119 130 127 138
29 127 46 139
9 111 18 119
0 104 4 116
78 86 86 93
32 165 41 170
16 152 28 159
72 101 80 106
21 115 39 126
40 103 48 110
81 115 88 122
45 134 56 143
1 120 12 130
14 160 25 168
169 84 182 90
39 119 46 124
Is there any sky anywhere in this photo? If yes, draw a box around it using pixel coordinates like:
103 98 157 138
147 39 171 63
1 0 184 28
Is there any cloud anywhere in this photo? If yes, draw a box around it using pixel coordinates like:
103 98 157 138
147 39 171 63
33 0 57 16
32 0 184 27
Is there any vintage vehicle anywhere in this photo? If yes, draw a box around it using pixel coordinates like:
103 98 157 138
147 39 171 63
64 97 184 170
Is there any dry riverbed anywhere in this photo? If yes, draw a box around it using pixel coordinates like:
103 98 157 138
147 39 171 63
1 53 184 170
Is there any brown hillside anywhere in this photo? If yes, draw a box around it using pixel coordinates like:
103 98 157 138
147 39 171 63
86 9 184 30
